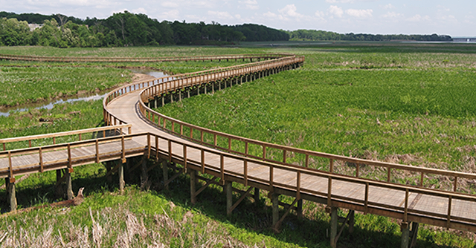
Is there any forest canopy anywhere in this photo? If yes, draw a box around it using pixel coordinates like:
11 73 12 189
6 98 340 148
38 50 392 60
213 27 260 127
0 11 288 47
0 11 453 47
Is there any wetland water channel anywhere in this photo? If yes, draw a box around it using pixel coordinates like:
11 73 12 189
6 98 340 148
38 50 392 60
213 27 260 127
0 70 169 117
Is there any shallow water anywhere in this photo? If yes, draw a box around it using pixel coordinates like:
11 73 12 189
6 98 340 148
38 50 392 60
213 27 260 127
0 70 169 117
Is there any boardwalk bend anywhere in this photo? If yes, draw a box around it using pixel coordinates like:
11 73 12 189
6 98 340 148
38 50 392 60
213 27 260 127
1 53 476 247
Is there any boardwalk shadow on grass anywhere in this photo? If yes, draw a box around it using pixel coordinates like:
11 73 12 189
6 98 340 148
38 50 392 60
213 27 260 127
0 159 466 248
142 161 458 248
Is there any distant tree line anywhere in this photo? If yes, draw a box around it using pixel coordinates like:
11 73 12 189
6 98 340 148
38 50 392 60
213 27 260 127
0 11 289 47
288 29 453 42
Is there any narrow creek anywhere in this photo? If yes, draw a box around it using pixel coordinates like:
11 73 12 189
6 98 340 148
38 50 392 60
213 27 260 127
0 70 169 117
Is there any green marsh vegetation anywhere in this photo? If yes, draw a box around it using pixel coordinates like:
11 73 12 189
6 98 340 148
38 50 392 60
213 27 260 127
1 44 476 247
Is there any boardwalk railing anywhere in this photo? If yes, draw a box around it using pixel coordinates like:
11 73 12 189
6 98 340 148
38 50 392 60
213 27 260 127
4 131 474 231
0 124 132 151
0 53 290 63
146 132 476 232
103 54 303 126
134 56 476 197
0 132 145 179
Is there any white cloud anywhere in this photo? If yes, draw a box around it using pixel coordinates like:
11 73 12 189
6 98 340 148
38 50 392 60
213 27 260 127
263 11 277 18
406 14 430 22
239 0 259 10
328 5 343 18
382 11 403 19
278 4 303 18
161 2 179 8
382 4 394 9
345 9 373 18
208 10 234 20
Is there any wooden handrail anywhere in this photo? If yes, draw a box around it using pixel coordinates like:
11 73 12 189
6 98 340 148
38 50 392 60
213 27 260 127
0 124 132 151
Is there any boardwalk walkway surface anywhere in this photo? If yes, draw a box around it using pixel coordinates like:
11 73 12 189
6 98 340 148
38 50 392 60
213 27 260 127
1 53 475 247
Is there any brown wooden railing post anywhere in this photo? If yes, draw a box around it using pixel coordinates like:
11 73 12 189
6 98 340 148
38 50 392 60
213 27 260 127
39 147 44 172
220 154 225 184
122 135 126 163
201 149 205 173
387 167 391 182
8 151 14 181
168 140 172 162
327 175 332 207
95 139 99 163
447 195 452 228
183 144 187 171
67 144 72 172
155 135 159 161
297 171 301 200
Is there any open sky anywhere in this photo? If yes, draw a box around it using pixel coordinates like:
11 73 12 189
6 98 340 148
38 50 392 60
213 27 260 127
2 0 474 36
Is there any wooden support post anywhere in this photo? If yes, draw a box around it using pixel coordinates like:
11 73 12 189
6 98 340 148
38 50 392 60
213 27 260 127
66 169 73 200
254 187 260 203
226 181 233 217
190 170 197 204
141 157 149 190
410 222 419 248
6 178 17 212
401 222 410 248
330 207 338 248
297 199 303 219
272 193 279 226
119 160 125 194
349 210 355 234
162 160 169 190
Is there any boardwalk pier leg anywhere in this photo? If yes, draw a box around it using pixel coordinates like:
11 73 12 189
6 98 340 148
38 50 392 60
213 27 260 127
330 207 338 248
349 210 355 234
297 199 303 219
226 181 233 216
254 187 260 203
190 170 197 204
162 160 169 190
401 222 410 248
6 178 17 212
119 160 125 194
410 222 419 247
272 193 279 227
66 169 73 200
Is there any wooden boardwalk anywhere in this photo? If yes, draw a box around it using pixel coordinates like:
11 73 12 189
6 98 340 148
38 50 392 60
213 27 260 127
2 53 476 247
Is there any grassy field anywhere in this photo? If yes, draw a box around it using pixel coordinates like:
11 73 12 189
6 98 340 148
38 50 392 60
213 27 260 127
1 44 476 247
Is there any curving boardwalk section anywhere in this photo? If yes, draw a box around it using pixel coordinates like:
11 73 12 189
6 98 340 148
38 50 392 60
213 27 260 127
2 53 476 247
